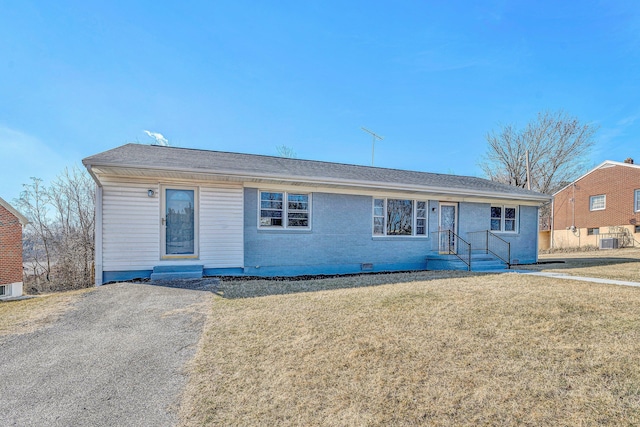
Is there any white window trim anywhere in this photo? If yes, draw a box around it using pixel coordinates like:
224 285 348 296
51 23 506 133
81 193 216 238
635 189 640 212
258 190 312 230
372 198 428 237
161 185 200 259
490 205 519 234
589 194 606 211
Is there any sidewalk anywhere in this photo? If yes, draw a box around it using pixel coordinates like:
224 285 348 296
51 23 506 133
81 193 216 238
510 270 640 288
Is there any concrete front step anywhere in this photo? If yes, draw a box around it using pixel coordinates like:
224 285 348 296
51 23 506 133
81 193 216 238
150 265 204 282
426 253 508 272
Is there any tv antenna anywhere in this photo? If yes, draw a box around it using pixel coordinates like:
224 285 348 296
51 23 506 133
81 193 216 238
361 127 384 166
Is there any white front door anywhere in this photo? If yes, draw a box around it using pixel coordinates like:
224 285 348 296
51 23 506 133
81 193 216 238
438 202 457 253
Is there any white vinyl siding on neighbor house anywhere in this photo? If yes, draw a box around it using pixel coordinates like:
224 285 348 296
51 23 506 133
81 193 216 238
372 198 428 237
490 205 518 233
100 179 243 272
589 194 606 211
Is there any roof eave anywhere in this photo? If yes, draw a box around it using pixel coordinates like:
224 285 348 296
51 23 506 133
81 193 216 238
86 161 551 203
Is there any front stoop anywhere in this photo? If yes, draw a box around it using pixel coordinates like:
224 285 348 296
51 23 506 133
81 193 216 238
426 252 508 272
150 265 204 282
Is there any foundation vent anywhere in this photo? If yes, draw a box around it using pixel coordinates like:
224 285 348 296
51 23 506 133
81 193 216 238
361 263 374 271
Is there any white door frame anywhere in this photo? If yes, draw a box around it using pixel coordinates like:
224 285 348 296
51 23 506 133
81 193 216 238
438 202 458 254
160 185 199 259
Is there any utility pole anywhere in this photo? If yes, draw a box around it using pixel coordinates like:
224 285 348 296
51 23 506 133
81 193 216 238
525 149 531 190
361 127 384 166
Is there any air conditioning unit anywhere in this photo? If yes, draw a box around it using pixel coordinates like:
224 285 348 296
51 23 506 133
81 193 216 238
599 238 619 249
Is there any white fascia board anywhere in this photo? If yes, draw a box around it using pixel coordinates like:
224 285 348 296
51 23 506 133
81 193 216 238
88 162 551 204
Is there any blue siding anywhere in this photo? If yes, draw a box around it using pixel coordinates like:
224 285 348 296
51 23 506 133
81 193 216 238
244 189 540 275
244 189 433 275
457 202 539 264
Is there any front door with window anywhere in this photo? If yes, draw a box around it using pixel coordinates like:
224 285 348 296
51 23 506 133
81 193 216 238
439 202 457 253
162 187 197 257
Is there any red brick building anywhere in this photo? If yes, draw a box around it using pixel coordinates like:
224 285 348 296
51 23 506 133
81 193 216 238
552 159 640 248
0 196 29 299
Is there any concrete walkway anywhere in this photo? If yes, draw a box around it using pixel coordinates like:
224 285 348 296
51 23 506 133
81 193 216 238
0 282 211 427
511 270 640 288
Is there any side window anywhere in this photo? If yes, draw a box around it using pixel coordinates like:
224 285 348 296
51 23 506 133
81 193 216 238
589 195 605 211
491 205 518 233
259 191 311 229
260 192 284 227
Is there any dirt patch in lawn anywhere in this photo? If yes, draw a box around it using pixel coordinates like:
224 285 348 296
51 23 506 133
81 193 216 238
217 270 475 299
179 273 640 426
0 288 94 337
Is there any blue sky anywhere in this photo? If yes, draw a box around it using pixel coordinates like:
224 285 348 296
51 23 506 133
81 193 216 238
1 1 639 202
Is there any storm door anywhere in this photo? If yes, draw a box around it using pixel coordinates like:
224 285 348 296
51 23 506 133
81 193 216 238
162 187 198 258
438 202 458 254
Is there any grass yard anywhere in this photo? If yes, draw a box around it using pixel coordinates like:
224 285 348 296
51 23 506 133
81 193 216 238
179 271 640 426
523 247 640 282
0 288 93 337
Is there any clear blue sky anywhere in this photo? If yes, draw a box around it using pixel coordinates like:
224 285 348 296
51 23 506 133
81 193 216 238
1 1 639 202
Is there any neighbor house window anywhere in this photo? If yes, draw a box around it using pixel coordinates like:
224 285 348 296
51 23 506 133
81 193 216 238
0 285 6 296
636 225 640 234
587 228 599 236
259 191 310 228
590 194 605 211
373 198 428 236
490 205 518 233
635 189 640 212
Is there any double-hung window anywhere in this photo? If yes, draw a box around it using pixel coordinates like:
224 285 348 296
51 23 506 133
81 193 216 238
373 198 428 237
259 191 310 229
589 194 605 211
490 205 518 233
635 190 640 212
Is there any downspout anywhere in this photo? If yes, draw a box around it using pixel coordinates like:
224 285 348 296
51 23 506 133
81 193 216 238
84 165 103 286
550 198 554 249
94 185 103 286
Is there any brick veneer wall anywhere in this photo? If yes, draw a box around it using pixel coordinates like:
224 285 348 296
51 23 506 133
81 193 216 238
553 164 640 230
0 204 24 285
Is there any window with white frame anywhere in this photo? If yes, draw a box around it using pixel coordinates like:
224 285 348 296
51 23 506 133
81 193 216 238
589 194 605 211
373 198 428 236
635 189 640 212
490 205 518 233
259 191 310 228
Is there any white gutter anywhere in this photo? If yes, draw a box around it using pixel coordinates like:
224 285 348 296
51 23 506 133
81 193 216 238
85 162 551 204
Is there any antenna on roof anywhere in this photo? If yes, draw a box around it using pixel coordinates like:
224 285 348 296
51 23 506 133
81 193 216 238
143 130 170 146
361 127 384 166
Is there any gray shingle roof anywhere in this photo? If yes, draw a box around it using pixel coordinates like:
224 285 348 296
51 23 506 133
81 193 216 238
83 143 549 201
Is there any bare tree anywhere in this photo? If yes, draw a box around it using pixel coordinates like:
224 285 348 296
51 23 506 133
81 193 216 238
15 177 54 282
276 145 297 158
480 110 598 195
49 166 95 286
16 166 95 292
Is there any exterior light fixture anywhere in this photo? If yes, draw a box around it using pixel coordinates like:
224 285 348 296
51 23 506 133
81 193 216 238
147 189 155 197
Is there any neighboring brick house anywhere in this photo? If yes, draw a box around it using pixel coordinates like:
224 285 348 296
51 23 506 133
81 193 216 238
552 159 640 248
0 196 29 299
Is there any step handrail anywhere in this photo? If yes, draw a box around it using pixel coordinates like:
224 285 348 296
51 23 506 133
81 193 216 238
486 231 511 268
432 230 471 271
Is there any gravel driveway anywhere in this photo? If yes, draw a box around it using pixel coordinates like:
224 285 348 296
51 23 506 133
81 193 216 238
0 282 212 427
